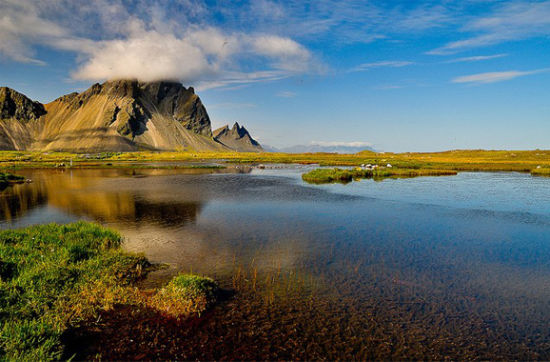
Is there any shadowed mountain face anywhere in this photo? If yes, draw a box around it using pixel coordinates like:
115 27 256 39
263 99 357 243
213 122 263 152
0 87 46 150
0 80 260 152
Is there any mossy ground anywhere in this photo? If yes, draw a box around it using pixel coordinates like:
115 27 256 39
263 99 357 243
0 222 219 360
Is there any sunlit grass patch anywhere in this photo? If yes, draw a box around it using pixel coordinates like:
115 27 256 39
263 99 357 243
372 168 458 179
1 149 550 173
150 274 219 318
0 222 149 360
531 168 550 177
302 167 457 184
301 168 368 184
0 222 223 360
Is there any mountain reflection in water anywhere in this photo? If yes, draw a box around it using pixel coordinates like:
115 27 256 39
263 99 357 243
2 167 550 359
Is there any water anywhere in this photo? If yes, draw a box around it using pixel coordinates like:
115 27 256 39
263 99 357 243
2 166 550 359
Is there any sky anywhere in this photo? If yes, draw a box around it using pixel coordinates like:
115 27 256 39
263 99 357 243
0 0 549 152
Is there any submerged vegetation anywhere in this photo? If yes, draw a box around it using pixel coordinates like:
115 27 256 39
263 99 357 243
302 167 458 184
0 222 219 360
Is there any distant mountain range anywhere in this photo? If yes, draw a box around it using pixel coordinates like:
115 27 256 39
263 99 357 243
0 80 262 152
265 142 376 154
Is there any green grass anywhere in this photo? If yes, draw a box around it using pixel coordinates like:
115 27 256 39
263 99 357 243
1 149 549 174
531 168 550 177
0 222 222 360
301 168 370 184
0 222 149 360
150 274 219 318
0 150 549 180
302 167 458 184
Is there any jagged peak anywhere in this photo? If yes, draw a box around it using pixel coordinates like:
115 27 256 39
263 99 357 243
1 86 31 98
0 86 46 121
213 125 230 139
228 122 251 138
213 121 262 151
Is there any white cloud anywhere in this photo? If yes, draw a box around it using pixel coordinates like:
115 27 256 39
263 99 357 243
430 1 550 54
194 70 290 91
71 27 316 85
445 54 508 63
311 141 373 148
452 68 550 84
349 60 413 72
250 35 311 71
0 0 317 88
0 0 67 64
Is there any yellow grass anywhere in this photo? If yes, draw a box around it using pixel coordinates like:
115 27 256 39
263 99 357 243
0 149 549 174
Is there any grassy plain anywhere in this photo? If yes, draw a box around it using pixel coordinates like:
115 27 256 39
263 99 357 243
0 150 548 175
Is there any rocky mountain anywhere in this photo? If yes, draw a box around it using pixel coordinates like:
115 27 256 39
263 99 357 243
0 87 46 150
0 80 260 152
213 122 263 152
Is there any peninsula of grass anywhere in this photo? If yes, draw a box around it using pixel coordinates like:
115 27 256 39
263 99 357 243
531 168 550 177
302 167 458 184
0 222 219 361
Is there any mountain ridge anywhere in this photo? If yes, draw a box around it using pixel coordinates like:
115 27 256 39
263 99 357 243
0 80 262 152
213 122 263 152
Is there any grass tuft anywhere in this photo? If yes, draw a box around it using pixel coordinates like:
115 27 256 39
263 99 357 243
150 274 219 318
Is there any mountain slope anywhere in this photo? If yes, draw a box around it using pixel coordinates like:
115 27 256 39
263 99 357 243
213 122 263 152
0 80 262 152
0 87 45 150
33 80 225 152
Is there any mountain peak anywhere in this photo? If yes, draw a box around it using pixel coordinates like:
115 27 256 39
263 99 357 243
0 87 46 121
0 83 262 153
49 80 212 138
213 122 263 152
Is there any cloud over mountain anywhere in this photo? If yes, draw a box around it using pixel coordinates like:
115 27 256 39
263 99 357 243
0 0 315 89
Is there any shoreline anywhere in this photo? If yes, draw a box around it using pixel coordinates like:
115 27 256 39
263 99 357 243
0 150 547 175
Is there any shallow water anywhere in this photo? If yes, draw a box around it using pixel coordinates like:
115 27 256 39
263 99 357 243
2 166 550 359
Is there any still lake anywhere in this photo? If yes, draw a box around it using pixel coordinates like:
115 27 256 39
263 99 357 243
2 166 550 359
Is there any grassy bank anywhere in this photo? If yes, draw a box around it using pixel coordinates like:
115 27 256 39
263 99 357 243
0 222 218 360
0 149 549 174
302 167 458 184
531 168 550 177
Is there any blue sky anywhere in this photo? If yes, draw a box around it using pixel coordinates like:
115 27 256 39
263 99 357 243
1 0 549 151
